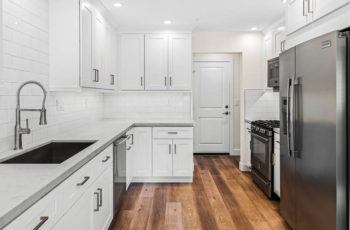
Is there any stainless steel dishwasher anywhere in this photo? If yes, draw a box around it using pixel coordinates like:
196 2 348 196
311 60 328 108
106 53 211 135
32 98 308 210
113 135 129 216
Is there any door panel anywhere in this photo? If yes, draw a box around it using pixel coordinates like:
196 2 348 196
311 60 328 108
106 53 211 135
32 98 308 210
121 34 145 90
286 0 308 34
279 47 296 229
145 34 168 90
194 62 230 153
168 34 191 90
173 139 193 177
295 32 339 230
132 128 152 177
81 3 94 88
153 139 173 176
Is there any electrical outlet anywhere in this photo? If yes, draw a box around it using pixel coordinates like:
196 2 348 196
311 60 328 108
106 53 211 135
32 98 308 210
56 99 65 111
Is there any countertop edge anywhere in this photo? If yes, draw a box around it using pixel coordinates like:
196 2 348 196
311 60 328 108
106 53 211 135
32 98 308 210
0 121 194 229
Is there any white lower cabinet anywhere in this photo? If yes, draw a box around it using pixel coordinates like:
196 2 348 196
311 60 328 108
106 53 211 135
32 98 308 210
172 139 193 177
5 145 114 230
92 166 114 230
131 128 153 177
153 139 174 177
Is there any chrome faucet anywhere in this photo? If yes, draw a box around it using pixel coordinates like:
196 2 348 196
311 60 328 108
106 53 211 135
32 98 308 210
14 81 47 150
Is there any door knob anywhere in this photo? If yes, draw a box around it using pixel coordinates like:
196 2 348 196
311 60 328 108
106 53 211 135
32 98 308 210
222 111 230 115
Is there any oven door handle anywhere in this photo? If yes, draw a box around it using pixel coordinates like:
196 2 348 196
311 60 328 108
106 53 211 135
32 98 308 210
251 133 269 143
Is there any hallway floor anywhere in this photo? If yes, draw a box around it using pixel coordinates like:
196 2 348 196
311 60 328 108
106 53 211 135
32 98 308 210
110 155 289 230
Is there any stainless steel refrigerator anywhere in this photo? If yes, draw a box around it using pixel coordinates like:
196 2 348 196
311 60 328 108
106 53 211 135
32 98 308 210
279 30 349 230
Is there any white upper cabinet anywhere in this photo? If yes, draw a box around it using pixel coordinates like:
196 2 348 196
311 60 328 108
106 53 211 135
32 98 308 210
168 34 192 90
286 0 350 34
145 34 169 90
120 33 192 91
310 0 349 21
120 34 145 90
49 0 116 91
286 0 310 34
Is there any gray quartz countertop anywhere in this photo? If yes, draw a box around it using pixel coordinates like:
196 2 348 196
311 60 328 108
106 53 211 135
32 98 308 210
0 119 194 229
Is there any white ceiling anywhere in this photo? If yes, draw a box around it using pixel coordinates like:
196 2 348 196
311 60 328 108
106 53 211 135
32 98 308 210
100 0 285 31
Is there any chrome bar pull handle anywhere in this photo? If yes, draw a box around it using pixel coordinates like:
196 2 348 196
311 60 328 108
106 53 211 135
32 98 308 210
308 0 313 13
174 144 176 154
97 188 102 207
169 144 171 154
110 75 115 85
165 76 167 86
170 76 172 86
76 176 90 186
303 0 308 16
93 69 98 82
140 76 143 86
33 216 49 230
94 192 100 212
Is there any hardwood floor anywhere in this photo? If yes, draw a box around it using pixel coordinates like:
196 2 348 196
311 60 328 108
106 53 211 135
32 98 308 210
110 155 290 230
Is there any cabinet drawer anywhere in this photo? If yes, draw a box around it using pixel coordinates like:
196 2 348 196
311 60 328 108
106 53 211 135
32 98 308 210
153 127 193 139
93 145 113 177
62 161 94 212
5 187 63 230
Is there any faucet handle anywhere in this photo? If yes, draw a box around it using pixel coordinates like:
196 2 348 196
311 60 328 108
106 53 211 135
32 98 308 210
25 119 31 134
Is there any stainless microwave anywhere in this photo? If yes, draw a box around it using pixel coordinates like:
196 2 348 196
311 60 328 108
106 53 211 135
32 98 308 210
267 57 279 88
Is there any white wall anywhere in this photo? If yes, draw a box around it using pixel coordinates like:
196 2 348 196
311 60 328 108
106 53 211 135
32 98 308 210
0 0 103 153
192 31 265 160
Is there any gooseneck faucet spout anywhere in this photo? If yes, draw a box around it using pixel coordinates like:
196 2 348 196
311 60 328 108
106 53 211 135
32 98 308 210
14 81 47 150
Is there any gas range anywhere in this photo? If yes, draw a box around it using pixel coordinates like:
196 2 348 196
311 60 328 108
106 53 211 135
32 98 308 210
250 119 280 198
251 120 280 137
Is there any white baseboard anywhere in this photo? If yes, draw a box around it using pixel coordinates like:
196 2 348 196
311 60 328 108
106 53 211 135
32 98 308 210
132 177 193 183
239 161 251 172
230 148 240 156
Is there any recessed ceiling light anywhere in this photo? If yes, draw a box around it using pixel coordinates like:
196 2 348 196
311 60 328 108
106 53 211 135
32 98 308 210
251 27 258 31
277 26 286 31
164 20 172 25
282 0 287 3
113 2 123 8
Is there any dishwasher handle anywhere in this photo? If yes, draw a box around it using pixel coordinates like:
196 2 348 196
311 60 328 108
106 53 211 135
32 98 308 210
115 135 131 146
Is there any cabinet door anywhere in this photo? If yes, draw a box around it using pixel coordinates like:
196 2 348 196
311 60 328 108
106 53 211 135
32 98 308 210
93 166 114 230
120 34 145 90
274 31 287 57
311 0 349 21
173 139 193 177
286 0 309 34
168 34 192 90
153 139 173 176
102 25 115 90
92 14 105 87
62 188 93 230
81 2 95 88
132 127 152 177
145 34 168 90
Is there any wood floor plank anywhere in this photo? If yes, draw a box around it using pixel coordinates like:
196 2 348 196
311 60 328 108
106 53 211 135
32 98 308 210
129 197 153 230
165 202 184 230
147 187 167 230
199 170 237 230
111 210 135 230
121 183 143 210
193 167 219 230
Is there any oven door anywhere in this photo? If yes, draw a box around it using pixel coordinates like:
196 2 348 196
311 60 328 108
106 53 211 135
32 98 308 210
251 132 272 180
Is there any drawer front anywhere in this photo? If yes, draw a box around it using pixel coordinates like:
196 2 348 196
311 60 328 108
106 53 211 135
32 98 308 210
4 187 63 230
93 145 113 177
153 127 193 139
63 161 94 212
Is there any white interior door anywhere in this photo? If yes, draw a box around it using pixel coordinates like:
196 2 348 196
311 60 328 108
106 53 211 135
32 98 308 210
194 61 230 153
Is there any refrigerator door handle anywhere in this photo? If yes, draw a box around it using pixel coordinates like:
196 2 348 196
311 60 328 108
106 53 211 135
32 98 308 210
287 78 292 157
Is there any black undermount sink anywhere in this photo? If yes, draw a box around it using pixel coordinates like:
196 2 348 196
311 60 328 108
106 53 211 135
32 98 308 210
1 141 96 164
